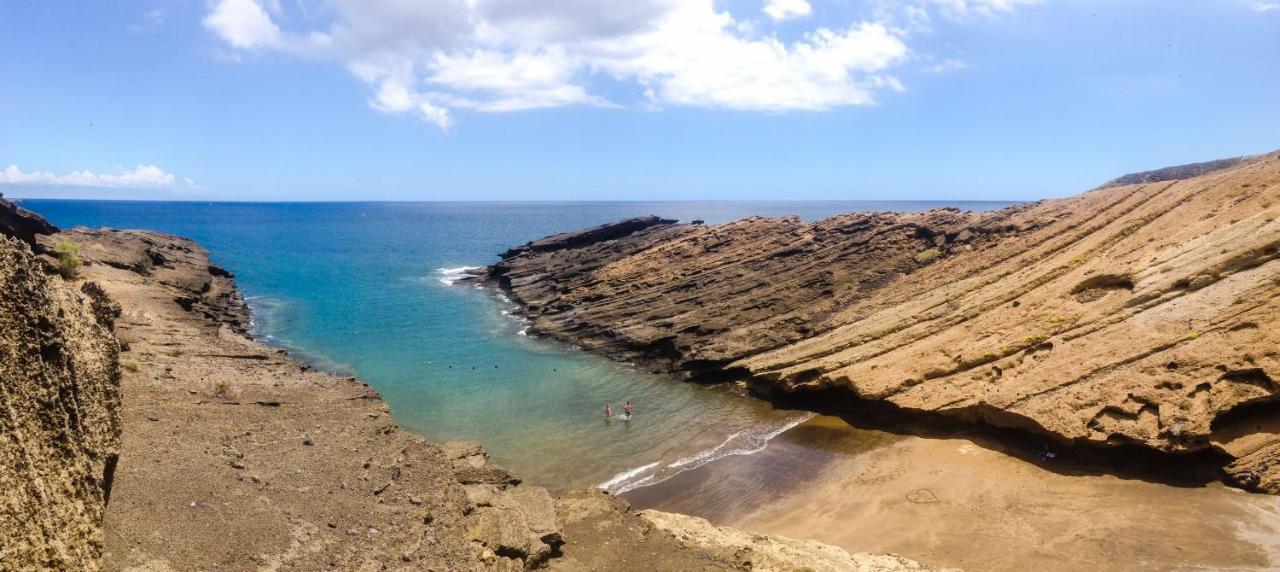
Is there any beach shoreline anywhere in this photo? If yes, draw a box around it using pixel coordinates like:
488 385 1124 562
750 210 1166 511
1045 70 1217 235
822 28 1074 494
627 414 1280 571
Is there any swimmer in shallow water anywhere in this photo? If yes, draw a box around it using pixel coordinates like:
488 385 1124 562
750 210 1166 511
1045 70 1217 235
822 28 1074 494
604 403 613 419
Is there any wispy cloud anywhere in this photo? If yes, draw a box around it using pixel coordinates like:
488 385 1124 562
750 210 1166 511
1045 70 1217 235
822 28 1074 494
0 165 199 191
929 0 1044 21
129 8 168 34
1249 1 1280 11
925 58 969 73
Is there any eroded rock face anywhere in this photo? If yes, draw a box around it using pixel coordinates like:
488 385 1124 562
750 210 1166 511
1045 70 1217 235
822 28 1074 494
0 234 121 570
441 441 565 569
40 228 250 334
487 151 1280 492
486 208 1029 379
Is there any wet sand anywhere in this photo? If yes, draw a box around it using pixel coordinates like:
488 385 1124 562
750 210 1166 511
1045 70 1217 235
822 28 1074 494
626 415 1280 571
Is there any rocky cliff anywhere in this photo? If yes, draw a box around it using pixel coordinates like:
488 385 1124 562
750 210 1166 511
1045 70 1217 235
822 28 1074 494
481 151 1280 493
0 193 59 251
0 216 121 569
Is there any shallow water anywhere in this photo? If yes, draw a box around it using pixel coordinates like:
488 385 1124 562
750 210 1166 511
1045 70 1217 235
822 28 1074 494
27 199 1014 492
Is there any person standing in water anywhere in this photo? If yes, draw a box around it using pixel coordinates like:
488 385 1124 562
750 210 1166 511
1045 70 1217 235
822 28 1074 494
623 400 633 419
604 403 613 419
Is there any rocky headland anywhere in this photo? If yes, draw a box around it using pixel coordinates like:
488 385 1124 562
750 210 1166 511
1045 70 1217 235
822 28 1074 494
0 198 930 569
477 151 1280 494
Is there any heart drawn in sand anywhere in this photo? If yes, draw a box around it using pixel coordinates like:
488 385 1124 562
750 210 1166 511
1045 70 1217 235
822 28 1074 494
906 488 940 504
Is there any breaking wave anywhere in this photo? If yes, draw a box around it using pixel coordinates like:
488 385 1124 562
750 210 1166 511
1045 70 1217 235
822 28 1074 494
597 412 815 495
436 266 483 286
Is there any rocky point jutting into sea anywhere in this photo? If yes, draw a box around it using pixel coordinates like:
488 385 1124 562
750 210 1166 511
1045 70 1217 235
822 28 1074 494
471 151 1280 495
0 193 931 570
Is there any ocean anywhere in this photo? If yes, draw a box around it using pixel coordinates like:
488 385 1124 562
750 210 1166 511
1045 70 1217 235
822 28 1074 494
25 200 1015 493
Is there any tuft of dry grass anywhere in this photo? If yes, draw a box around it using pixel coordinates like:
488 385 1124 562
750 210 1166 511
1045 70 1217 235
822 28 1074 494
55 241 82 279
915 248 942 264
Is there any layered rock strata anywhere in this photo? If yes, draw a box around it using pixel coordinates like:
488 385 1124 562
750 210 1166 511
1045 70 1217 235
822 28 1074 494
481 151 1280 493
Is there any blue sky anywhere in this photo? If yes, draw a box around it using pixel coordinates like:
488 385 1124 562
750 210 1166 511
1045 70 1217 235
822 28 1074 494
1 0 1277 201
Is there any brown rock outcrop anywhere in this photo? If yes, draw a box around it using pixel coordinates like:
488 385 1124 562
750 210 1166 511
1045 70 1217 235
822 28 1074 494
0 192 59 251
484 151 1280 492
550 491 933 571
637 510 941 572
484 208 1026 379
40 228 250 333
0 232 121 570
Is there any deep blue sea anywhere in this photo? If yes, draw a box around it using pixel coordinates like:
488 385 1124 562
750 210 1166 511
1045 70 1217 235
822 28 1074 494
24 200 1014 492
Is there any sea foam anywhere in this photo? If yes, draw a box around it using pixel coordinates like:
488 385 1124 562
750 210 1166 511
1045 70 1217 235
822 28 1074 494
436 266 483 286
597 412 815 495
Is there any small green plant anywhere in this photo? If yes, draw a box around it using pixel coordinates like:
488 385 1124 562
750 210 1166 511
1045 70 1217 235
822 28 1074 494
915 248 942 264
55 241 82 279
1186 332 1200 341
120 357 141 372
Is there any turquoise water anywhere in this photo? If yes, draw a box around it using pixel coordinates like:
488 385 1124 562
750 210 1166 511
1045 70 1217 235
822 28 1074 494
25 200 1014 492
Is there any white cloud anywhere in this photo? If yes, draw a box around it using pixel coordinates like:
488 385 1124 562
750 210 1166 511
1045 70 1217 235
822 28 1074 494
203 0 283 49
204 0 1033 129
1250 1 1280 11
763 0 812 21
0 165 198 191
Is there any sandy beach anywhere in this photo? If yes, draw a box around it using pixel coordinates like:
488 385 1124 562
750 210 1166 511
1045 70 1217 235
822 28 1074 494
629 415 1280 571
